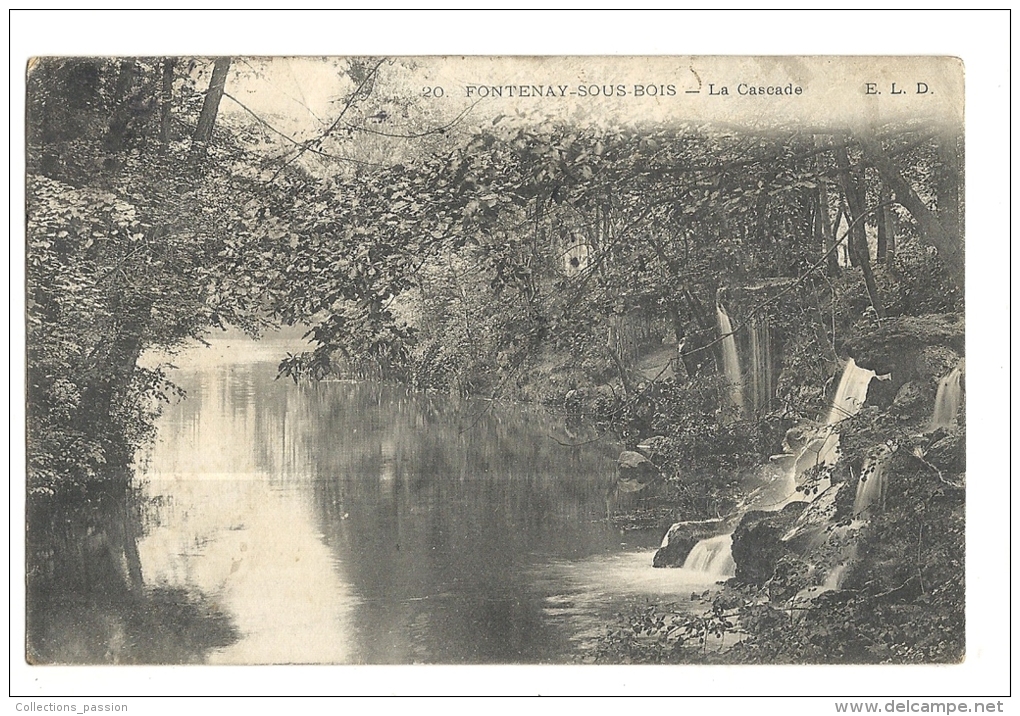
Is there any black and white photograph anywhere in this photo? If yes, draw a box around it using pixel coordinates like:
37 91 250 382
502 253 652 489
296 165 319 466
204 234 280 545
11 9 1011 706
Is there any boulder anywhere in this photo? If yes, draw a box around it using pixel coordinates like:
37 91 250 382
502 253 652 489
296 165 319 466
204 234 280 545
652 518 728 568
845 313 964 409
847 314 965 371
915 346 962 385
783 422 823 454
891 380 933 417
730 502 808 585
783 481 854 554
923 434 966 474
615 450 659 493
618 449 654 472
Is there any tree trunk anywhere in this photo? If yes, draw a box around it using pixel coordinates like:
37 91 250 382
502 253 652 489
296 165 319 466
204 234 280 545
683 288 714 333
877 183 889 263
446 258 476 356
816 183 839 275
159 57 175 150
883 194 897 264
108 58 135 111
835 142 886 318
102 58 137 153
191 57 231 155
858 136 964 289
829 206 846 267
89 333 144 428
606 324 635 396
936 132 962 248
835 144 867 269
118 479 145 594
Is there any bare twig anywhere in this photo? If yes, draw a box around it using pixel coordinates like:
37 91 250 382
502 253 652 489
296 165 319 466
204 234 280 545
268 57 388 182
222 92 383 168
909 451 964 489
343 100 481 139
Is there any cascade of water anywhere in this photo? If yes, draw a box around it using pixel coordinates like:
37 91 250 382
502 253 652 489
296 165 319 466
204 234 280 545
802 432 842 479
682 533 736 577
670 360 880 583
771 359 879 505
822 563 850 590
929 359 965 431
716 303 745 420
747 318 773 415
825 357 877 425
853 442 895 516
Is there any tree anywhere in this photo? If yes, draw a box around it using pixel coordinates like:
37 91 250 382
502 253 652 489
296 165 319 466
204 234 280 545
25 56 281 492
159 57 175 149
191 57 231 155
858 135 964 289
834 141 885 318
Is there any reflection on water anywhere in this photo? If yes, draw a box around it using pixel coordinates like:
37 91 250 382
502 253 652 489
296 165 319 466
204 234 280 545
35 340 724 664
26 483 238 664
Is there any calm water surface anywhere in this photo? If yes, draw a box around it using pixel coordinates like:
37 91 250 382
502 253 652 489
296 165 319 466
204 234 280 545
71 340 722 663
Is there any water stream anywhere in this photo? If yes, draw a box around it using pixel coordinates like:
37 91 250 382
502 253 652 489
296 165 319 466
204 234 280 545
678 357 879 580
929 359 965 431
681 534 736 578
28 339 727 664
746 318 774 415
716 303 746 421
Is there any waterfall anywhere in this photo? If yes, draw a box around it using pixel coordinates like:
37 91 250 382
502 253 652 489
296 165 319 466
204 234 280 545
853 442 895 516
822 562 850 590
747 318 774 415
716 303 745 420
682 533 736 577
772 359 879 504
668 360 889 588
929 359 965 431
825 357 876 425
714 301 774 418
794 432 841 482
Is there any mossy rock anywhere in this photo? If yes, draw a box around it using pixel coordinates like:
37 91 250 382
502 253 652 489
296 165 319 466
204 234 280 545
891 380 933 416
731 502 808 585
652 518 728 568
915 346 963 384
856 313 964 351
842 314 963 410
846 314 964 376
924 433 966 474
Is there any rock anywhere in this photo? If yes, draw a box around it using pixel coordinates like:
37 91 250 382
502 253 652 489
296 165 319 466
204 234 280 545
635 435 669 460
783 482 854 553
924 434 966 473
915 346 962 384
783 422 822 453
845 313 964 409
652 518 728 568
847 314 965 368
652 526 698 568
615 450 659 493
730 502 808 585
891 380 933 416
831 476 857 522
618 450 654 472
